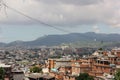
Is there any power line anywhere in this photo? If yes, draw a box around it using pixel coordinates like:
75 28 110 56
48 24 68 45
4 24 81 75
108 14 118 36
3 3 71 33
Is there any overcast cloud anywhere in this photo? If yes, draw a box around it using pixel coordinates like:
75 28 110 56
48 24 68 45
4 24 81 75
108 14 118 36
0 0 120 27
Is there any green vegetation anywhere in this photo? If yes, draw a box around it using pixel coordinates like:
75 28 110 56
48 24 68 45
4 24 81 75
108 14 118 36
49 55 61 58
0 67 5 80
114 70 120 80
76 73 94 80
98 48 103 51
65 41 120 48
30 66 42 73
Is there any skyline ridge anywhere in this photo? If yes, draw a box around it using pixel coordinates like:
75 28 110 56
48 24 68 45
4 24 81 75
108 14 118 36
0 32 120 48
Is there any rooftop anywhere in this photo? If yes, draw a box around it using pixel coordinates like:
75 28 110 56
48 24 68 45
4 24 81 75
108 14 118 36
26 73 54 79
0 63 11 68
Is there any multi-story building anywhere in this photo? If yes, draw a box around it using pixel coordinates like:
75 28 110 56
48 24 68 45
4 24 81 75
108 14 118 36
71 58 92 76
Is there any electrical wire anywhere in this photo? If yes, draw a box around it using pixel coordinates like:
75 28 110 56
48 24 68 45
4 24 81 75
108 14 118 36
3 3 71 33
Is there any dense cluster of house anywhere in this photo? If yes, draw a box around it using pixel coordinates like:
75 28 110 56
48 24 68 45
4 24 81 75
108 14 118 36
46 48 120 80
0 48 120 80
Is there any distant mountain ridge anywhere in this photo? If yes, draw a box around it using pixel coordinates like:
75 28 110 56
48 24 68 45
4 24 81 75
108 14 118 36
0 32 120 48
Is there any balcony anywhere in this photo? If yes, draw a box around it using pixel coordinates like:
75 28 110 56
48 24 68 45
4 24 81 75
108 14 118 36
94 63 110 67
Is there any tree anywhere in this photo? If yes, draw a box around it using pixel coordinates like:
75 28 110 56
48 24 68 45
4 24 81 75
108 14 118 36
0 67 5 80
98 48 103 51
114 70 120 80
30 66 42 73
76 73 94 80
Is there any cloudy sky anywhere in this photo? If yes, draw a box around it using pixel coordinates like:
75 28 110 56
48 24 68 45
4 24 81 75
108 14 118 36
0 0 120 42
